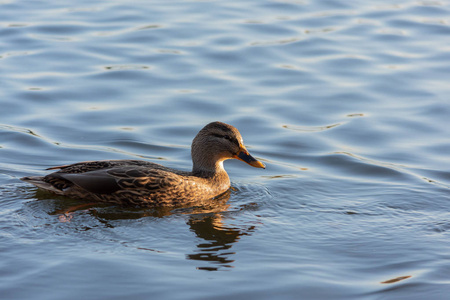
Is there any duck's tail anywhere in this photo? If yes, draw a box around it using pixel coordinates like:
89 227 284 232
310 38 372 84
21 176 64 195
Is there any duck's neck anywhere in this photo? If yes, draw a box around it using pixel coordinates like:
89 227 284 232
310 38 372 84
192 159 228 179
192 160 231 194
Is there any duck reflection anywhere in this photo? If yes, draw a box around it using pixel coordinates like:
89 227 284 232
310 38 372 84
34 189 256 271
186 211 255 271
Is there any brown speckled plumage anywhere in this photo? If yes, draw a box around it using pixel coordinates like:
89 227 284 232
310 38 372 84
21 122 265 207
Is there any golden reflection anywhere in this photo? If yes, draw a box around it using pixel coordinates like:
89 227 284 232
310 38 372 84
262 174 300 179
250 37 302 46
274 0 306 4
7 23 28 27
346 113 365 118
381 275 412 284
103 65 151 71
156 49 183 55
282 123 341 132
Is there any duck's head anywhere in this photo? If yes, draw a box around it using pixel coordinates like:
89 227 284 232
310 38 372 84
191 121 265 173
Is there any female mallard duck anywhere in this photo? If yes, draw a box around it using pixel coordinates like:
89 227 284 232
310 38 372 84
21 121 265 207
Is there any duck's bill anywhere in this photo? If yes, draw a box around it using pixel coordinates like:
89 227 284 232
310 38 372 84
235 150 266 169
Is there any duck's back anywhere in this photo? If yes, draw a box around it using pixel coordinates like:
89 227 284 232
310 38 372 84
21 160 218 207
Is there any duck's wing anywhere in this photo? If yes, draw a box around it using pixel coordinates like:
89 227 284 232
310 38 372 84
47 166 182 195
46 160 162 173
49 169 122 194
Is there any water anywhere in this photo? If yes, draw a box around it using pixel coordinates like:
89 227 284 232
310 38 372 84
1 0 450 299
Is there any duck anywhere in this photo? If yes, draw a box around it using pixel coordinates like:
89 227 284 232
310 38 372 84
21 121 265 207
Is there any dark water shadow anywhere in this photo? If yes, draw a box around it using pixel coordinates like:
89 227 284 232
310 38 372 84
26 188 257 271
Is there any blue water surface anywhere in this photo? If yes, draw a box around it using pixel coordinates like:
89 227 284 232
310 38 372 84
1 0 450 299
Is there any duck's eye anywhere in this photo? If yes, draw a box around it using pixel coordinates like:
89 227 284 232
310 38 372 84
213 134 231 140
